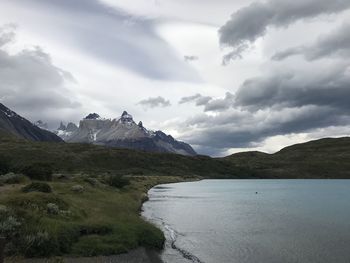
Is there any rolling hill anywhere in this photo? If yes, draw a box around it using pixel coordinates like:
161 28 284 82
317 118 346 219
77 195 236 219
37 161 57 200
0 129 349 178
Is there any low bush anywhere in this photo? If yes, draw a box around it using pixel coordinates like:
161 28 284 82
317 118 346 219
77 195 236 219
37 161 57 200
79 224 113 236
8 194 69 212
47 203 59 215
22 163 53 181
106 175 130 188
22 230 58 257
0 156 10 174
71 235 127 256
84 177 98 186
0 212 21 240
71 185 84 193
22 182 52 193
0 172 24 184
137 223 165 249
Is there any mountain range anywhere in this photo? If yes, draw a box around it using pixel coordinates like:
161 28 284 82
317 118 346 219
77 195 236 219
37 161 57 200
0 103 62 142
0 103 196 156
56 111 196 156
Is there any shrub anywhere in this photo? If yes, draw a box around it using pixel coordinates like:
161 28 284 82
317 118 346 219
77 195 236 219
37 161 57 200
8 194 69 212
79 224 113 236
0 215 21 240
23 231 59 257
71 185 84 193
107 175 130 188
137 224 165 249
47 203 59 215
0 172 24 184
0 156 10 175
22 163 53 181
22 182 52 193
84 177 98 186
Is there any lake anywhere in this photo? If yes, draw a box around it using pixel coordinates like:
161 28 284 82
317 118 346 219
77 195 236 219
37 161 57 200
142 180 350 263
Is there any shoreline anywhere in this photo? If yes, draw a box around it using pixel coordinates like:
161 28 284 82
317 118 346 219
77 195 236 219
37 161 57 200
3 176 201 263
139 177 203 263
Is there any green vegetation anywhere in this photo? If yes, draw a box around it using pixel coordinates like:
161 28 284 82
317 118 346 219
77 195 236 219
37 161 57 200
0 157 10 174
0 132 253 179
21 182 52 193
0 174 190 258
21 163 53 181
225 137 350 178
0 131 350 259
1 132 349 179
105 175 131 188
0 173 25 185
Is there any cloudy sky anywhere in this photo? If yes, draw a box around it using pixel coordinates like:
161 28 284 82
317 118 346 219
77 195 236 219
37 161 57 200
0 0 349 156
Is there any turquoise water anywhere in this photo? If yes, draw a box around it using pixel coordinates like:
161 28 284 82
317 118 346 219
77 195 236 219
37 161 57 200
142 180 350 263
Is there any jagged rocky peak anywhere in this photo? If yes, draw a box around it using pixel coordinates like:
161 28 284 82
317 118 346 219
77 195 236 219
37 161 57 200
66 122 78 132
85 113 101 120
57 122 67 131
55 109 197 156
120 111 133 123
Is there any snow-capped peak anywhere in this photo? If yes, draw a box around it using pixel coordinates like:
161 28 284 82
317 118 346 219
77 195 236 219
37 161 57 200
53 109 196 156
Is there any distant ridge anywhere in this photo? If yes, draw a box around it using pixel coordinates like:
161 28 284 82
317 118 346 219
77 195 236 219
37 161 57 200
0 103 63 142
226 137 350 178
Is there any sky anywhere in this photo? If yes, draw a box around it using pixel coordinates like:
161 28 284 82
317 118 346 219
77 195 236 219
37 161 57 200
0 0 349 156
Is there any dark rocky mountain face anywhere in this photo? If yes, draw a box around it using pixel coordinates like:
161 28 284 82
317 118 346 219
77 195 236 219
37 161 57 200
56 111 197 156
0 103 63 142
85 113 101 120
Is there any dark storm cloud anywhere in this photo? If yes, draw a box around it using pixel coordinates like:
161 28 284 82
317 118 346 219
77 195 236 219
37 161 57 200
180 63 350 151
0 26 80 126
219 0 350 63
183 105 349 150
272 23 350 61
204 92 234 112
179 93 234 112
137 96 171 108
179 94 212 106
10 0 200 82
234 66 350 110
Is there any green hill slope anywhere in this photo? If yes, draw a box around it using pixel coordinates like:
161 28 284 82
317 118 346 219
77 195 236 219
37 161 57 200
0 131 251 179
1 131 350 178
226 137 350 178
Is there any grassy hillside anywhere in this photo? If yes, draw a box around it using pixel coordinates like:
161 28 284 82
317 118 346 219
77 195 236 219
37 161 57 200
0 174 193 259
1 132 350 259
0 132 253 179
226 137 350 178
1 132 350 179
